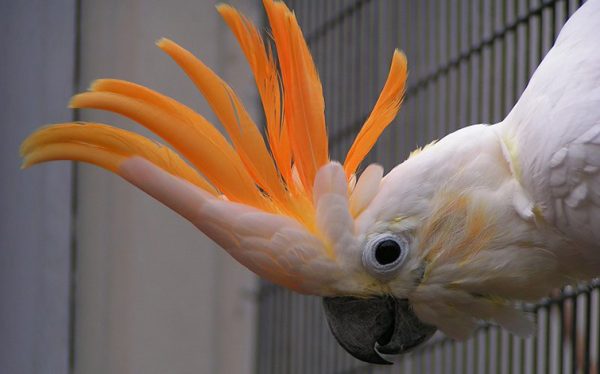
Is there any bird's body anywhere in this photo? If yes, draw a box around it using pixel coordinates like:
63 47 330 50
20 0 600 365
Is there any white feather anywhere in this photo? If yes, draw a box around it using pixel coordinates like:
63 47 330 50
349 163 383 217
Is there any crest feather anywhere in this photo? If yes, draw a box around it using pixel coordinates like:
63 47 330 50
20 123 218 195
344 50 407 177
216 5 294 190
157 38 287 204
263 0 329 196
69 87 269 209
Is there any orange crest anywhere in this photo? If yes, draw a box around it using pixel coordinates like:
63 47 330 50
21 0 407 232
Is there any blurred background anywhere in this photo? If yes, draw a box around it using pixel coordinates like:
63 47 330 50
1 0 598 373
1 0 259 373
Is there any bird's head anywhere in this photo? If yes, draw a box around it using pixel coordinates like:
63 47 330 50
20 0 558 365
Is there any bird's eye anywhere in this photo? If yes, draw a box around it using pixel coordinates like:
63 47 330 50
362 234 408 280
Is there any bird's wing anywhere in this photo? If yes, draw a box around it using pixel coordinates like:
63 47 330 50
496 0 600 250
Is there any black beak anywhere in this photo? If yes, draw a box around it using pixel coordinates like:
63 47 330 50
322 296 436 365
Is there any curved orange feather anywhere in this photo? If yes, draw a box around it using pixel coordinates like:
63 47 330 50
344 50 408 177
263 0 329 197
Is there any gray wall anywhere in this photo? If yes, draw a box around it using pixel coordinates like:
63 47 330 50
0 0 76 373
74 0 259 373
1 0 261 373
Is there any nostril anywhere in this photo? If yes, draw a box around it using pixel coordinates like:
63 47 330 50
374 240 401 265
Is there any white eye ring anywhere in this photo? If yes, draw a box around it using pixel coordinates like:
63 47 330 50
362 234 408 280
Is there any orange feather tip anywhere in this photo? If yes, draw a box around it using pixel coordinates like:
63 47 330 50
392 49 408 68
20 151 37 169
215 3 232 13
88 79 110 91
67 94 85 109
155 37 169 48
155 38 183 57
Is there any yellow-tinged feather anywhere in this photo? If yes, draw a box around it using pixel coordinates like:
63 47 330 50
501 134 523 182
455 205 496 265
421 193 496 270
409 140 438 158
156 38 287 204
344 50 407 177
263 0 328 196
69 91 269 210
20 123 218 195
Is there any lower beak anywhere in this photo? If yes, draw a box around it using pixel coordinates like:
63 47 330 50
322 296 436 365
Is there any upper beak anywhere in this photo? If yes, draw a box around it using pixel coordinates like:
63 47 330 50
322 296 436 365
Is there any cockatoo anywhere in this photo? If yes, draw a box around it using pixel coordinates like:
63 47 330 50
20 0 600 365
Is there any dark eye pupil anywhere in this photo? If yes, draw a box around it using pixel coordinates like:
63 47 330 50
375 239 401 265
